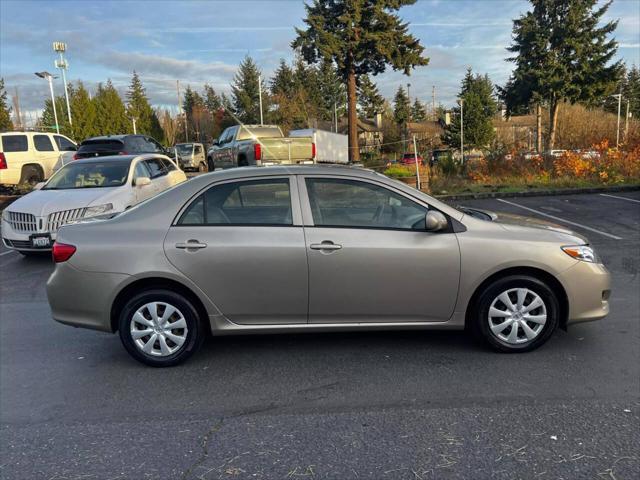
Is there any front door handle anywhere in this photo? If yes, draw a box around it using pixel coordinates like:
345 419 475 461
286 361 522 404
310 241 342 251
175 240 207 250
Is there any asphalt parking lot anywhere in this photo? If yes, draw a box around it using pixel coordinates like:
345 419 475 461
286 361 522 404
1 191 638 480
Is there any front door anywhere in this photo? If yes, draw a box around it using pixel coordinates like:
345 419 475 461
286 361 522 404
300 176 461 324
164 176 308 325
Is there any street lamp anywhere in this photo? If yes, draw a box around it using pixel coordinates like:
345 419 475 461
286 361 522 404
35 71 59 134
611 93 622 148
458 98 464 164
53 42 72 126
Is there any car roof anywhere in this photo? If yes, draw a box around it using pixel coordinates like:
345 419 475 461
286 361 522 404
70 153 170 165
81 135 145 142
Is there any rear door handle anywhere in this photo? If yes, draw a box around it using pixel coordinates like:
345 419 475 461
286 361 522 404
175 240 207 250
310 241 342 251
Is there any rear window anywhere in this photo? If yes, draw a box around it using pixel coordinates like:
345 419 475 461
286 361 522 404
78 139 124 153
1 135 28 152
237 127 282 140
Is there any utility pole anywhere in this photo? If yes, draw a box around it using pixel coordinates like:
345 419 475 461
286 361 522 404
459 98 464 165
334 102 338 133
177 80 188 142
432 85 436 120
53 42 72 126
624 99 630 143
132 117 137 134
35 71 59 134
12 87 22 129
535 104 542 153
258 75 264 125
413 135 421 191
612 93 622 148
406 83 411 121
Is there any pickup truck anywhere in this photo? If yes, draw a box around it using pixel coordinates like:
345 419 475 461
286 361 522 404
207 125 315 170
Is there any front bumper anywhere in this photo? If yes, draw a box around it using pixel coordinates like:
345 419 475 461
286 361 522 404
47 262 131 332
559 260 611 325
1 218 57 251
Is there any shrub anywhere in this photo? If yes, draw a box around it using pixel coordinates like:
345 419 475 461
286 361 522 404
383 165 414 178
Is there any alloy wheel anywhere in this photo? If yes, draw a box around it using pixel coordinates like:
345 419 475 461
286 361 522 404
130 302 188 357
487 288 547 345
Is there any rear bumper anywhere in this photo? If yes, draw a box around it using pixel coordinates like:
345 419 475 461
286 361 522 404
47 262 131 332
559 261 611 325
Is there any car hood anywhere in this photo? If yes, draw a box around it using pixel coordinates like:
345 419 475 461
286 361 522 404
459 206 589 244
6 187 123 216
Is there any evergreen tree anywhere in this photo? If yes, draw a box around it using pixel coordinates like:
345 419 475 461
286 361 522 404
93 80 129 135
443 69 497 150
357 75 385 118
126 71 164 142
503 0 622 149
293 0 429 162
40 96 71 137
0 78 13 131
69 81 97 141
316 59 346 122
626 65 640 120
231 55 268 124
270 60 296 97
411 98 427 122
393 86 411 126
203 84 223 139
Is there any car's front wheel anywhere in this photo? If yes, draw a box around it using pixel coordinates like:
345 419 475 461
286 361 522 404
118 289 205 367
472 275 559 352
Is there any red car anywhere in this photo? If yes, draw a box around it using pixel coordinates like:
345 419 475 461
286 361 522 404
399 152 424 165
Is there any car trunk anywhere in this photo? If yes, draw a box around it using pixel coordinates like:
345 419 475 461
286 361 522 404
76 140 125 159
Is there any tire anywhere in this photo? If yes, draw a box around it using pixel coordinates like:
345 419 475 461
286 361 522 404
20 165 43 186
238 156 248 167
471 275 559 353
207 157 215 171
118 289 205 367
198 162 207 173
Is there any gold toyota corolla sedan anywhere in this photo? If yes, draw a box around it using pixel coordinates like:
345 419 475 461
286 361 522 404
46 165 610 367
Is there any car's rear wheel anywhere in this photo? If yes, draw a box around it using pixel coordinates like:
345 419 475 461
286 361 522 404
472 275 559 352
20 165 43 186
118 289 205 367
198 162 207 173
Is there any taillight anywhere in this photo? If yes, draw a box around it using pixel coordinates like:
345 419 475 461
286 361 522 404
311 142 316 159
0 152 6 169
254 143 262 161
72 153 79 160
118 151 128 155
52 242 76 263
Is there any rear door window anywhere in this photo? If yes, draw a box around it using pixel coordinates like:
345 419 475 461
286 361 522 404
34 135 55 152
1 135 28 152
144 158 166 178
159 157 177 172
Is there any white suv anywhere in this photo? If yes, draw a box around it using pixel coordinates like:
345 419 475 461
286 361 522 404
0 132 77 186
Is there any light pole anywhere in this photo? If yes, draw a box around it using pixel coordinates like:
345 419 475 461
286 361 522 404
35 71 59 134
53 42 72 126
458 98 464 164
258 75 264 126
611 93 622 148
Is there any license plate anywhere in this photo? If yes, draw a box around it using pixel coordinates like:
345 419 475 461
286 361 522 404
30 234 51 248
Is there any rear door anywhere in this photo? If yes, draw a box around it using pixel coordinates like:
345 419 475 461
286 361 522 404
32 134 58 178
300 175 461 324
164 176 308 325
132 160 155 203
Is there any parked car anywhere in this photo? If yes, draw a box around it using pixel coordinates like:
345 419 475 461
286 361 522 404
399 152 424 165
546 149 567 158
174 142 207 172
208 124 315 169
1 154 186 255
0 131 77 186
46 165 610 367
74 135 176 161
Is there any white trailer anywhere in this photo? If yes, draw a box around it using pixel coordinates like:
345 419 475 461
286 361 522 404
289 129 349 164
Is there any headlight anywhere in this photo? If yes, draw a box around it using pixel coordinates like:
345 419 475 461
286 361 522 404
84 203 113 218
562 245 597 263
1 209 9 221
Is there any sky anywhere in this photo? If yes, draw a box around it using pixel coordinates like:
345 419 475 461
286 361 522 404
1 0 639 123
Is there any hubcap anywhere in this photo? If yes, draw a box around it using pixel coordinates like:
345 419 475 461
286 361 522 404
130 302 188 357
488 288 547 345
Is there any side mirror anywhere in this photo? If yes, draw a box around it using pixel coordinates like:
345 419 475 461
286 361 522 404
135 176 151 187
425 210 448 232
212 140 219 146
34 182 46 190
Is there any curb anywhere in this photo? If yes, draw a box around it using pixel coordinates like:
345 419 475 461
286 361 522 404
434 184 640 202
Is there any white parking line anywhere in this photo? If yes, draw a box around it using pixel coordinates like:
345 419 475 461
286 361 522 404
0 250 16 257
599 193 640 204
496 199 623 240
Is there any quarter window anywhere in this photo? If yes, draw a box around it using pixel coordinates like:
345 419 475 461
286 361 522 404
305 178 427 230
1 135 28 152
178 179 292 226
144 158 166 178
34 135 55 151
54 135 76 151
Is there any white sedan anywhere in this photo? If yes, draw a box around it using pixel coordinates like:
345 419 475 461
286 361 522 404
1 154 187 255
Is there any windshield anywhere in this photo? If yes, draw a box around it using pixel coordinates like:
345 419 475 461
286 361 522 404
175 144 193 155
44 161 131 190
